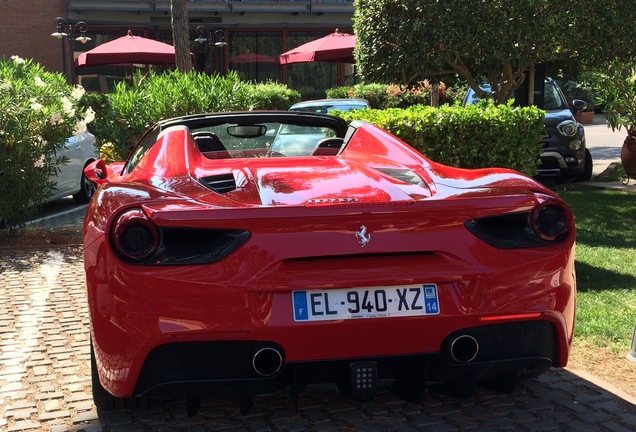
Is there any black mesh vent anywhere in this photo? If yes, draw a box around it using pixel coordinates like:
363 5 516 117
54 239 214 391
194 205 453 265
539 157 560 170
200 173 236 194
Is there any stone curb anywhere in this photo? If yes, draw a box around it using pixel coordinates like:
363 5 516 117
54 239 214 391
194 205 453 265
567 368 636 406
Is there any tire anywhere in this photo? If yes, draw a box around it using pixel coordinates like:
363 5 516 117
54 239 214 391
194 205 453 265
73 163 97 204
575 149 593 182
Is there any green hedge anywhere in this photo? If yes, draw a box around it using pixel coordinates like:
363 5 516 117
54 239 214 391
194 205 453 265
338 101 545 177
83 71 542 177
84 70 301 160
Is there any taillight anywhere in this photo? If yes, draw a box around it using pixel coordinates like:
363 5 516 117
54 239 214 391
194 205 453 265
111 208 159 263
531 199 571 241
464 195 573 248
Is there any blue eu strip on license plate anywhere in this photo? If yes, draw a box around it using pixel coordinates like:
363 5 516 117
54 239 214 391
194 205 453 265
292 284 440 322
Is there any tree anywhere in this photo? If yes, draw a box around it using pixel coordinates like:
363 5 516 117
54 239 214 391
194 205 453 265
170 0 193 72
353 0 636 104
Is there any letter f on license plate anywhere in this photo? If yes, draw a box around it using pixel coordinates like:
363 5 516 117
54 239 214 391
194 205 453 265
292 284 440 322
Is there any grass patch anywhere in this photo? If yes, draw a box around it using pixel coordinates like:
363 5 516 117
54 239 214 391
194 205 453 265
557 186 636 352
594 162 627 182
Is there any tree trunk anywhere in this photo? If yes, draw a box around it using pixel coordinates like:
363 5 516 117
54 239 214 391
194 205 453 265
170 0 192 72
430 83 439 107
527 62 535 106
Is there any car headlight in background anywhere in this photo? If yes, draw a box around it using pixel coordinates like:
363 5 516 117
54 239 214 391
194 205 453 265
569 140 583 151
556 120 577 137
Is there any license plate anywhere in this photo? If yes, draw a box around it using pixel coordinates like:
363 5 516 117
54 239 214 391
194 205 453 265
292 284 440 322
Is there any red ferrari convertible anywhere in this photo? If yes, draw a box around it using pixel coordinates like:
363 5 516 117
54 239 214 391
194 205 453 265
83 111 576 414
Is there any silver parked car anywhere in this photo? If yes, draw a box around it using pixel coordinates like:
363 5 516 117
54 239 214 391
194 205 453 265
270 98 370 157
48 130 99 203
288 98 370 114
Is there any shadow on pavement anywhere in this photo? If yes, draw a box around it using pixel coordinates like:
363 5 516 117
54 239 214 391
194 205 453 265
0 247 635 431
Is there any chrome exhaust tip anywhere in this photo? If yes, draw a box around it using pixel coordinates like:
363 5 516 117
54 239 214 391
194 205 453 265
251 347 284 377
448 334 479 363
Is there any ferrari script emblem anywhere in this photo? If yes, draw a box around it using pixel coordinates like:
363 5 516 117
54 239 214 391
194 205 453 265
355 225 371 247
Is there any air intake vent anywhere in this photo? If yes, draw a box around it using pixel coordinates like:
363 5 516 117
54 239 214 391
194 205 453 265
200 173 236 194
375 168 425 186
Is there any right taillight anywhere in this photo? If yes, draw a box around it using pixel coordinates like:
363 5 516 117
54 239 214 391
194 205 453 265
531 199 572 241
110 208 160 263
464 195 573 249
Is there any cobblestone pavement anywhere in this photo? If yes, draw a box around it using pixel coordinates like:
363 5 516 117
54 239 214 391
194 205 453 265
1 246 635 432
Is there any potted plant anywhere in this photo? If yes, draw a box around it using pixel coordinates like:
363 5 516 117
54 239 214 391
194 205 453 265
561 78 596 124
575 106 596 125
592 61 636 180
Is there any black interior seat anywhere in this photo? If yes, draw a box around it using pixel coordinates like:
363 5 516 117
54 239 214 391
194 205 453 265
192 132 231 159
312 137 344 156
193 132 226 152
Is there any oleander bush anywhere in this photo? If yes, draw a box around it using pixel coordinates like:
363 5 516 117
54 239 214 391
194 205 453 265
0 56 94 229
592 61 636 135
338 100 544 176
327 81 459 109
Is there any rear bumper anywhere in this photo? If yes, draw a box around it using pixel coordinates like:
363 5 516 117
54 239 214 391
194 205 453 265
87 246 576 398
133 320 557 399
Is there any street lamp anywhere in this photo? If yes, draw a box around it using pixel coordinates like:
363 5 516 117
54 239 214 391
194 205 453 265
51 17 91 83
194 26 227 75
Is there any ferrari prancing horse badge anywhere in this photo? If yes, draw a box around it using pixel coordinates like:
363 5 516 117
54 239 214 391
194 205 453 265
355 225 371 247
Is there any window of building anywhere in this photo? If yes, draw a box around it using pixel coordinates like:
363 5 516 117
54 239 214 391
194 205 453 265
227 31 283 83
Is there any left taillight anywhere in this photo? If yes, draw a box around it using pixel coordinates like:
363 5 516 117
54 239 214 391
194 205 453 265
110 208 160 263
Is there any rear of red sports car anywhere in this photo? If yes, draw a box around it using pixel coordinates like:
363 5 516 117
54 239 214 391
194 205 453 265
83 113 576 411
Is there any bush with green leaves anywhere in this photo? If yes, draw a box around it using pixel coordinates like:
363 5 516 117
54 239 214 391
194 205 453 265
338 100 544 176
559 75 599 112
592 61 636 137
325 86 350 99
78 91 127 161
87 70 301 160
0 56 94 229
248 81 301 110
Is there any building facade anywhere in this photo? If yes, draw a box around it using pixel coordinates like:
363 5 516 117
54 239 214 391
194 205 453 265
0 0 355 97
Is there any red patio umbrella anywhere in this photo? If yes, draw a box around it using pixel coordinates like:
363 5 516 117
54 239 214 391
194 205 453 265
277 29 356 65
229 51 276 64
76 30 177 67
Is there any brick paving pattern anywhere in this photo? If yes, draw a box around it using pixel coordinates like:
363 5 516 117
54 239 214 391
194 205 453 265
1 246 635 431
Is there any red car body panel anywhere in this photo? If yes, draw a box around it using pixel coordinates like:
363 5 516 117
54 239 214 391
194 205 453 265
84 112 576 401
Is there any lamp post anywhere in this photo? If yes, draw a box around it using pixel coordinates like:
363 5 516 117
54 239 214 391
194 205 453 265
194 26 227 75
51 17 91 83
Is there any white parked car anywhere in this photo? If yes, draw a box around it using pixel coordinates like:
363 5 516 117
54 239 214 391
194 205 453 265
270 98 370 156
287 98 370 114
49 130 99 203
